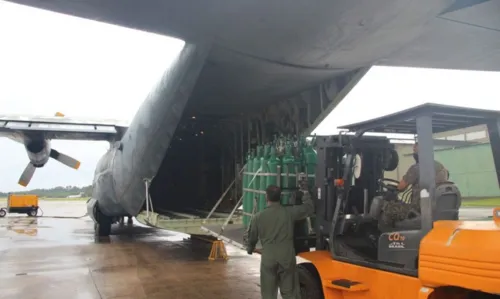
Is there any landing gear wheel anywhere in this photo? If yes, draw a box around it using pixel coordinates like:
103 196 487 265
0 209 6 218
127 217 133 225
94 208 112 237
95 221 111 237
297 264 323 299
28 209 37 217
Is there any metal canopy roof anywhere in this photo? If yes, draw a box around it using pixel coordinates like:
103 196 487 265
338 103 500 135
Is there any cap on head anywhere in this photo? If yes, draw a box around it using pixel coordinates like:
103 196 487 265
266 185 281 202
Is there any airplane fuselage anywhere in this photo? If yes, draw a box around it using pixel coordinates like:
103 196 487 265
87 44 209 236
8 0 500 236
87 145 128 218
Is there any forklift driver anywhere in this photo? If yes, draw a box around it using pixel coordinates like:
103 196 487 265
380 142 449 227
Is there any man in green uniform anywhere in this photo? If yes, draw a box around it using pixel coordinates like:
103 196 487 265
381 142 449 226
246 181 314 299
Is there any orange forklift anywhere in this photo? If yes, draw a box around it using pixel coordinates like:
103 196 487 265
296 104 500 299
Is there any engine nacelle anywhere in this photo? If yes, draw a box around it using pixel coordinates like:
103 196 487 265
25 139 51 167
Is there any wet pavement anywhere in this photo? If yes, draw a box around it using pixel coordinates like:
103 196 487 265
0 201 262 299
459 207 494 220
0 201 494 299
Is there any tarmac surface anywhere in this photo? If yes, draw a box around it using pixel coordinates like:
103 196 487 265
0 200 262 299
458 207 494 220
0 201 494 299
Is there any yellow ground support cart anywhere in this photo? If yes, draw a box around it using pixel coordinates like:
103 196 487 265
0 194 39 217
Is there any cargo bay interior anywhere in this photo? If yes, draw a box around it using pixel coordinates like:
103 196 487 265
148 61 368 218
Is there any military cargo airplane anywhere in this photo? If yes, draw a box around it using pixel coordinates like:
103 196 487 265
4 0 500 236
0 112 127 187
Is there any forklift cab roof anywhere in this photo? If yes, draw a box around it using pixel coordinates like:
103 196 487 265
337 103 500 135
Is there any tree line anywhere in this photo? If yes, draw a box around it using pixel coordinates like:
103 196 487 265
0 185 92 198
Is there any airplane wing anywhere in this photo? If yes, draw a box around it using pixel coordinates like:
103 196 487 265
0 114 128 142
0 113 129 187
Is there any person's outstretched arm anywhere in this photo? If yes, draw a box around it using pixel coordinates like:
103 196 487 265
288 190 314 221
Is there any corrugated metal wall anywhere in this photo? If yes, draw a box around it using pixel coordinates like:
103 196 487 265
435 144 500 198
385 143 500 198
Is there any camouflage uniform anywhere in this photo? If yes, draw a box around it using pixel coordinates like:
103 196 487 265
246 191 314 299
381 161 448 226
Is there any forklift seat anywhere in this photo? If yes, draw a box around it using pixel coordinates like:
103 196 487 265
370 195 422 232
434 181 462 220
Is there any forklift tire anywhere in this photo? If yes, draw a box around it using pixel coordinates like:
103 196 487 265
298 264 323 299
0 209 6 218
28 209 37 217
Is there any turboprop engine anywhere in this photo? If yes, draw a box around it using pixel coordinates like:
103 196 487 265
19 137 81 187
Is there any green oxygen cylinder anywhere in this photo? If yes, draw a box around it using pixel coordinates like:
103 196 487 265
303 138 317 188
266 145 281 202
258 145 271 211
242 150 252 227
251 146 263 215
281 141 296 205
243 150 255 227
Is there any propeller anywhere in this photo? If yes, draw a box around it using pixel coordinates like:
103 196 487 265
49 149 81 169
17 150 81 187
18 163 36 187
17 112 81 187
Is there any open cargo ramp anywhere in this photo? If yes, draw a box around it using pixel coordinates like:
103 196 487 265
136 209 243 236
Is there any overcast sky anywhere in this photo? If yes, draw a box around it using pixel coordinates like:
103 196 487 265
1 1 500 192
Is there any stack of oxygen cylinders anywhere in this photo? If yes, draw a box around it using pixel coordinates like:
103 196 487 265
242 136 317 228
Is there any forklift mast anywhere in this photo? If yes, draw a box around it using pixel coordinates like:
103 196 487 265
314 135 397 250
